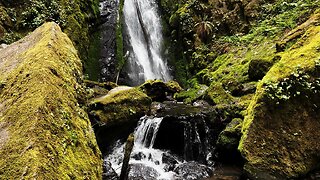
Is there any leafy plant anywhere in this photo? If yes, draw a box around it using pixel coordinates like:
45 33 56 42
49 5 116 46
194 16 215 42
263 62 320 105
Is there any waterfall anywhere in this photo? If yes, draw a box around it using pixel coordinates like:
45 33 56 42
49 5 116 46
123 0 171 85
106 116 178 179
105 114 214 179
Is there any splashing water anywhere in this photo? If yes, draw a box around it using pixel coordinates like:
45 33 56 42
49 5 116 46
123 0 171 85
105 116 179 179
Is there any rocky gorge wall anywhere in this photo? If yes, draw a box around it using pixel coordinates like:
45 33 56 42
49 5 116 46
158 0 320 179
0 0 99 66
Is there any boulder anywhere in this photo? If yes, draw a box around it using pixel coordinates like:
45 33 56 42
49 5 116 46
239 17 320 179
128 163 160 180
216 118 243 162
0 22 102 179
174 161 213 180
89 86 152 127
139 80 182 102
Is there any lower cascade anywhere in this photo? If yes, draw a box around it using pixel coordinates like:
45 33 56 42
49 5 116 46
105 115 214 180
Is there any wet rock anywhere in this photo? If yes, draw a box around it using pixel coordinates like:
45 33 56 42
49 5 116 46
248 58 274 81
89 86 151 153
162 153 179 172
95 0 119 82
128 163 160 180
216 118 243 162
153 102 216 164
139 80 182 102
103 161 119 180
174 161 213 180
240 16 320 179
132 152 147 161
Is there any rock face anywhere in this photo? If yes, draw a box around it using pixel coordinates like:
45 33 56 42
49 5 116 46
239 14 320 179
0 0 99 60
0 22 102 179
88 0 119 81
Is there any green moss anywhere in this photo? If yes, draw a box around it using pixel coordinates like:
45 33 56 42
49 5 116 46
89 87 152 127
217 118 242 146
0 22 102 179
116 0 125 75
0 0 100 60
86 30 102 81
174 78 208 103
239 18 320 179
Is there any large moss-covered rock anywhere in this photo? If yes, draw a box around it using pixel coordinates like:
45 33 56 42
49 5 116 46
89 87 152 127
0 22 102 179
239 15 320 179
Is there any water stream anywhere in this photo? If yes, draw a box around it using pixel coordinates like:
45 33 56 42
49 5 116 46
105 114 213 179
106 116 178 179
123 0 171 85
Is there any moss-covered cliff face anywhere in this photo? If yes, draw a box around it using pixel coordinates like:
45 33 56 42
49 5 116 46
162 0 320 177
160 0 319 84
239 14 320 179
0 22 102 179
0 0 99 61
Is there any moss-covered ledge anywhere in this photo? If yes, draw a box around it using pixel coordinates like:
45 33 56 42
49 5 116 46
0 22 102 179
239 16 320 179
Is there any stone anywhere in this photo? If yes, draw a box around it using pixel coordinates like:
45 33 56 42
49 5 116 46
174 161 213 180
216 118 243 162
89 86 152 127
139 80 183 102
0 22 102 179
128 163 160 180
103 161 119 180
239 18 320 179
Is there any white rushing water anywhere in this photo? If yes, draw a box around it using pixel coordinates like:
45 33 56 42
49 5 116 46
123 0 171 84
106 116 180 179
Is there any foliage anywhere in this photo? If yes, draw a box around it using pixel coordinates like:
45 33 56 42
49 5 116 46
263 62 320 105
116 0 125 79
0 0 100 61
194 16 215 42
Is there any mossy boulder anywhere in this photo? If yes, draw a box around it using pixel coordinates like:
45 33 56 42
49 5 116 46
216 118 243 162
0 22 102 179
239 17 320 179
89 87 152 128
139 80 183 102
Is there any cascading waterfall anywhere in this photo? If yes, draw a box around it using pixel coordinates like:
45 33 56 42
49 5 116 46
123 0 171 85
105 115 214 179
106 116 178 179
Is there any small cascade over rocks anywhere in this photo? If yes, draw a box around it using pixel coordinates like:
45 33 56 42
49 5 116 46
105 102 217 179
123 0 171 85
